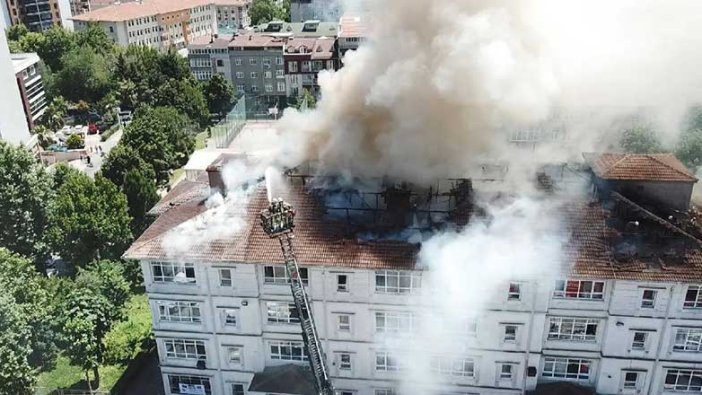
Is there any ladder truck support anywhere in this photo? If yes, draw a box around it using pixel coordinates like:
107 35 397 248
260 198 336 395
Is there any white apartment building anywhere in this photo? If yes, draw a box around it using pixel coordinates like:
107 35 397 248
0 32 32 145
12 52 48 131
213 0 250 32
71 0 216 50
124 153 702 395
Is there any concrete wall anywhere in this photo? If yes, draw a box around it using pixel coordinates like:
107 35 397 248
612 180 694 212
0 33 31 145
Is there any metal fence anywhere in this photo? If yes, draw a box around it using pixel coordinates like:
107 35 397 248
211 95 247 148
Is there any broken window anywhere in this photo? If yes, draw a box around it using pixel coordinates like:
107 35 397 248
266 302 300 324
152 262 196 284
375 270 420 294
553 280 604 300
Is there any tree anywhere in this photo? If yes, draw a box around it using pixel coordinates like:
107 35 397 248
155 78 210 127
0 249 60 369
53 47 113 103
37 25 76 71
620 126 664 154
6 24 29 41
203 73 235 116
676 128 702 171
76 260 131 322
102 144 154 188
0 142 53 261
34 125 55 150
75 22 114 55
249 0 286 25
123 168 159 234
15 32 46 53
121 106 195 185
297 88 316 110
0 293 34 395
48 173 132 267
66 133 84 149
42 96 68 132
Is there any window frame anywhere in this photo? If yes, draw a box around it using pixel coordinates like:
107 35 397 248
542 357 591 380
504 325 518 343
219 268 232 287
548 317 598 342
429 355 475 377
673 327 702 352
500 363 514 380
641 289 657 309
264 265 309 285
337 274 348 292
553 280 604 300
375 311 414 334
157 301 201 324
375 270 421 294
631 331 648 351
266 301 300 324
508 282 521 301
664 369 702 392
338 314 351 332
339 352 352 370
270 340 308 362
163 338 207 360
684 285 702 309
226 345 243 365
151 262 196 284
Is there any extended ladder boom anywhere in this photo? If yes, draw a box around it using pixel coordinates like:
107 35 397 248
260 198 335 395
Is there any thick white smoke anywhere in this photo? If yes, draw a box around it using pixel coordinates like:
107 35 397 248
276 0 702 183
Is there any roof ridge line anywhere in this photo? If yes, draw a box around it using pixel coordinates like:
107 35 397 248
646 154 696 180
602 154 631 177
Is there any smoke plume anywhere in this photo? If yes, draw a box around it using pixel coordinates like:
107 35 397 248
276 0 702 184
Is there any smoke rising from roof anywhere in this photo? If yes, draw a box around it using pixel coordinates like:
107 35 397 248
276 0 702 183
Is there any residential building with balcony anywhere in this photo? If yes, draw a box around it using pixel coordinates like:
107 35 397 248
1 0 73 31
71 0 216 50
213 0 249 33
11 52 47 131
283 36 337 97
338 14 366 60
0 32 32 146
124 152 702 395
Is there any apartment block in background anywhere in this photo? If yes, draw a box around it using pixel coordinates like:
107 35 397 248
71 0 216 50
125 151 702 395
11 52 47 131
338 14 366 60
213 0 249 33
2 0 73 31
0 33 32 146
283 36 337 97
69 0 113 16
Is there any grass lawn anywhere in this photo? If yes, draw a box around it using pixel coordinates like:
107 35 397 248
169 168 185 187
35 293 151 394
195 130 209 150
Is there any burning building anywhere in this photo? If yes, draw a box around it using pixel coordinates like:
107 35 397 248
124 152 702 395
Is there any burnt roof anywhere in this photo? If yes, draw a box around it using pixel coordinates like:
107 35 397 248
584 153 697 182
125 170 702 282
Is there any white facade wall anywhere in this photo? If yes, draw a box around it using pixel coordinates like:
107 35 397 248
143 260 702 395
0 33 31 145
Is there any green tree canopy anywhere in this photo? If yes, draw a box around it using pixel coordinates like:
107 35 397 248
37 25 77 71
297 88 316 110
42 96 69 132
155 78 210 127
75 22 114 55
102 144 154 188
0 249 60 369
250 0 287 25
0 142 53 261
203 73 235 116
0 293 34 395
620 126 664 154
676 128 702 171
121 106 195 185
6 24 29 41
53 47 113 103
123 168 159 235
48 173 132 267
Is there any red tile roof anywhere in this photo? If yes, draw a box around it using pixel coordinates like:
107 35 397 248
339 15 367 38
584 153 697 182
227 33 285 48
72 0 212 22
284 37 335 60
126 173 702 282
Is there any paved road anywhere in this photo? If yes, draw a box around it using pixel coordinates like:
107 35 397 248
70 129 123 177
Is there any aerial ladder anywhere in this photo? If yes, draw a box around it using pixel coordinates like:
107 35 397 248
260 198 336 395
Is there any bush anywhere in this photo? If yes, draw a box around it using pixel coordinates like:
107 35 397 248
102 294 152 364
65 133 84 149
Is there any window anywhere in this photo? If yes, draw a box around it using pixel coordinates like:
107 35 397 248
375 352 401 371
249 58 257 65
152 262 196 283
216 59 224 67
301 61 312 72
375 390 396 395
664 369 702 392
289 61 298 72
250 71 258 78
168 375 211 395
338 314 351 332
251 85 258 92
226 346 242 364
276 56 284 65
312 60 323 72
375 311 414 334
222 309 238 326
262 58 271 67
236 84 245 92
326 60 334 69
632 331 648 351
266 302 299 324
500 364 513 380
235 58 241 66
337 275 348 292
553 280 604 300
375 270 421 293
163 338 206 360
508 283 521 300
270 340 307 361
265 84 273 92
623 371 639 389
641 289 657 308
158 301 201 323
684 285 702 309
504 325 518 342
219 268 232 287
430 355 475 377
548 317 598 342
264 266 308 285
277 81 286 92
542 357 591 380
339 353 352 370
276 69 284 77
231 384 245 395
673 328 702 352
264 71 272 79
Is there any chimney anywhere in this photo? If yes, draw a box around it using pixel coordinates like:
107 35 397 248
206 164 226 196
